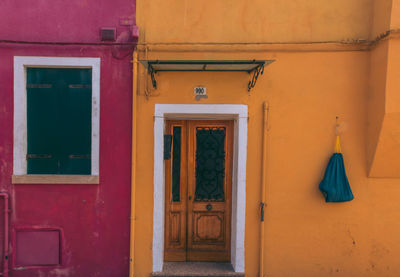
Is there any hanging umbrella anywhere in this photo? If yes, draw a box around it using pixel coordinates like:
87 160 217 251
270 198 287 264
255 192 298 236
319 134 354 202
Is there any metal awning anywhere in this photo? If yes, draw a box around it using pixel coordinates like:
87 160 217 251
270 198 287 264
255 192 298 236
139 60 275 91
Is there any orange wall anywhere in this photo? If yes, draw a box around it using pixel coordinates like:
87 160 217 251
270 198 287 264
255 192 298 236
138 0 373 43
367 41 388 176
133 1 400 276
390 0 400 30
367 0 400 177
131 49 400 277
371 0 392 38
368 39 400 177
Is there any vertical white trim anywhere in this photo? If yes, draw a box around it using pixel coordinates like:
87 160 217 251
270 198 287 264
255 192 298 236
152 116 165 272
230 119 239 269
233 116 248 272
13 59 27 175
13 56 101 176
152 104 248 273
91 59 101 175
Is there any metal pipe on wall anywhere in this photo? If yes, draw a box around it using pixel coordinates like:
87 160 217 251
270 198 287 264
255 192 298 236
129 50 138 277
136 43 369 53
259 102 269 277
0 193 9 277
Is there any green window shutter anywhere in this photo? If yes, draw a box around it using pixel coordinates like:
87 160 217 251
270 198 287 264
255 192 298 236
59 69 92 174
27 68 59 174
27 68 92 175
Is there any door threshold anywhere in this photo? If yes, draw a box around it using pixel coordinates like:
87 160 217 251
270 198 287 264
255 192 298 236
152 262 244 277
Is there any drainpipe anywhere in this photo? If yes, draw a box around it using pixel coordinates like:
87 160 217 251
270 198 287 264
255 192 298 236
129 50 138 277
259 102 269 277
0 193 9 277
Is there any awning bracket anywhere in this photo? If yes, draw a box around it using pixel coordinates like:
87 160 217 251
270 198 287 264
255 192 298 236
248 64 264 92
148 65 157 89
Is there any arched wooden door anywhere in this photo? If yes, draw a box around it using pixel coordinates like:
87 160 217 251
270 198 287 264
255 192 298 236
164 120 233 262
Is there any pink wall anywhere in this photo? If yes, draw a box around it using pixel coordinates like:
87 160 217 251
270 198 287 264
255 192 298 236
0 0 135 42
0 1 135 276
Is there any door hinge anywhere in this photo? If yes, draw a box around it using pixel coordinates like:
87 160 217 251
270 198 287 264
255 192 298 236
260 202 265 222
26 154 52 160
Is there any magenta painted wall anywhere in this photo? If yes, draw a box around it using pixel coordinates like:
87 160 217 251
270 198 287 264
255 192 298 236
0 1 135 276
0 0 136 42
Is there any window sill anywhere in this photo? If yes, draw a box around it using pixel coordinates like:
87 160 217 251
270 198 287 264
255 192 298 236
12 175 99 184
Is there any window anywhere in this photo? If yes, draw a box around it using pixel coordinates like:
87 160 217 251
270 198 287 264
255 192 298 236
27 68 92 174
13 57 100 184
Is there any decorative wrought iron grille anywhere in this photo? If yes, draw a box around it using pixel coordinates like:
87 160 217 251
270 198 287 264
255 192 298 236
195 127 226 201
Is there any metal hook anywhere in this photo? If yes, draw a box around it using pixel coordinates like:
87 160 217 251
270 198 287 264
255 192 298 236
335 116 340 136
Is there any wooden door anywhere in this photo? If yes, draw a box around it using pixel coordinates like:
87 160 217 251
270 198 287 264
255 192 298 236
164 120 188 261
164 120 233 262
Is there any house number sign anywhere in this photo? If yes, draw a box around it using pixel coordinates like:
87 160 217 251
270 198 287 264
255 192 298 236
194 87 207 96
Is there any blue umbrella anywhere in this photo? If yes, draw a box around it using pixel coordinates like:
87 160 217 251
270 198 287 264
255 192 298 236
319 135 354 202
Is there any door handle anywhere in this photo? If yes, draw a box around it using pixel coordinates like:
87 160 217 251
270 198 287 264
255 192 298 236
188 195 192 200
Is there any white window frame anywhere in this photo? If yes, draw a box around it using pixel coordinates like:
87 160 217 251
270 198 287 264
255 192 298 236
13 57 100 183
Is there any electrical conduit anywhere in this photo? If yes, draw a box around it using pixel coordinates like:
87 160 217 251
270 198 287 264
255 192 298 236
259 102 269 277
0 193 9 277
129 50 138 277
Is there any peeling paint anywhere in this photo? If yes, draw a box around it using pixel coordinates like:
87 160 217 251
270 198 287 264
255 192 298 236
49 268 74 277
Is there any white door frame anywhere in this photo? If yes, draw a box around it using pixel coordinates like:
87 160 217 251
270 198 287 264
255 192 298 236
152 104 248 273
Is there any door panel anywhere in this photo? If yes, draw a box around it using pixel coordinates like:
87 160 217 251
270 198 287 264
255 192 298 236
165 121 187 261
192 212 225 242
187 121 232 261
165 120 233 262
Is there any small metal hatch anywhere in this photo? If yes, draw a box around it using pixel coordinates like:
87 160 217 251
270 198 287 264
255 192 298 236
139 60 275 91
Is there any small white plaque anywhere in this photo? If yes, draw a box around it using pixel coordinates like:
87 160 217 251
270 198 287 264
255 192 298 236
194 87 207 96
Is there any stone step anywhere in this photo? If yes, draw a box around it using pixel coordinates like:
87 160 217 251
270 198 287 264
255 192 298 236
152 262 245 277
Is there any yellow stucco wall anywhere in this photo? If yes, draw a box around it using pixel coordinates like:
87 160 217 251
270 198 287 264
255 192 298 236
139 0 373 43
133 1 400 276
368 39 400 177
371 0 392 38
367 0 400 177
367 40 388 176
